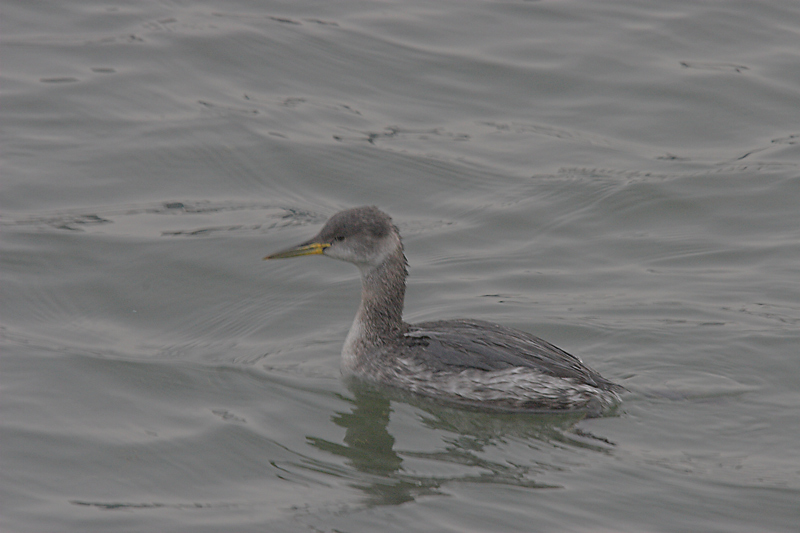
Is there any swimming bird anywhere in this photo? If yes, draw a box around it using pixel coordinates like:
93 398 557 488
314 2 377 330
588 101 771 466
265 206 622 414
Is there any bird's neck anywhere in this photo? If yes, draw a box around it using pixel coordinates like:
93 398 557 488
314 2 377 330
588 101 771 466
342 246 408 367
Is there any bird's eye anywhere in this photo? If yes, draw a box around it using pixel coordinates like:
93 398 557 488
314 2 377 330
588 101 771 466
334 236 345 242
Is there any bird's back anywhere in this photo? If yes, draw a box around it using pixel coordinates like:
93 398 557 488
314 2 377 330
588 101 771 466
402 319 620 391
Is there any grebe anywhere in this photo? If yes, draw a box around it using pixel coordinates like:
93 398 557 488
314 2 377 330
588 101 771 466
265 206 622 414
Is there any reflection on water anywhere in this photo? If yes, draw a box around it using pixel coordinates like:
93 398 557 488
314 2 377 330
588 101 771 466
308 382 617 507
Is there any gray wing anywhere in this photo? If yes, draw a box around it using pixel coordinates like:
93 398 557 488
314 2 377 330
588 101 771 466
404 318 618 390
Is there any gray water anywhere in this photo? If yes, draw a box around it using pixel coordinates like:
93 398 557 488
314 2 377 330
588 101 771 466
2 0 799 531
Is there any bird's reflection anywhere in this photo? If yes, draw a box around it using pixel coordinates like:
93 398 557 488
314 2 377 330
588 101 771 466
307 380 617 507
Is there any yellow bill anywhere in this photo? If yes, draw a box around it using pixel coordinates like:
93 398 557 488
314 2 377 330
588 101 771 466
263 241 330 260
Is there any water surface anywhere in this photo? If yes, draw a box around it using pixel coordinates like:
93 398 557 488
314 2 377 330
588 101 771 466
2 0 799 531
